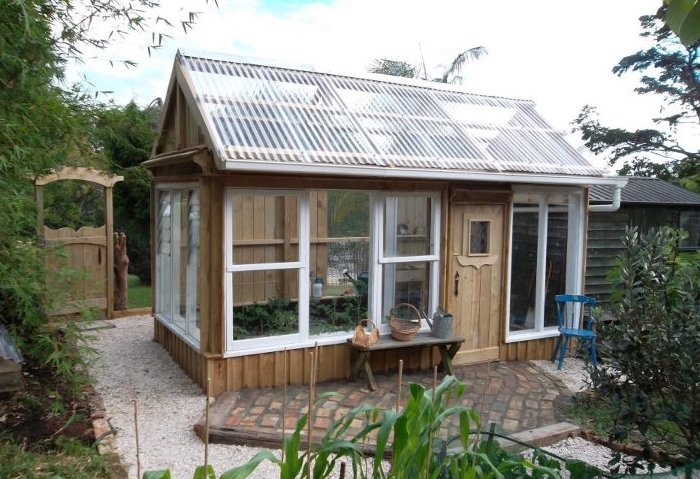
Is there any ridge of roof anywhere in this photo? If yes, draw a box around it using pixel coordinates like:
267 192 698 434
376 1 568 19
177 49 536 106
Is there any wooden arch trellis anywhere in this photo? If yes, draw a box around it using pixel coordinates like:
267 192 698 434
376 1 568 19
35 167 124 319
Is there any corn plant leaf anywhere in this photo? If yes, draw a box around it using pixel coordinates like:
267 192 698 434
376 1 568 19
219 451 279 479
192 464 216 479
142 471 171 479
372 409 401 478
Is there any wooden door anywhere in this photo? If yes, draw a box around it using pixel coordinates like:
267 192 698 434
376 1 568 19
447 204 505 365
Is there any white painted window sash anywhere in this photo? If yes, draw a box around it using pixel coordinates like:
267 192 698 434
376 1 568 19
506 189 586 342
224 188 441 352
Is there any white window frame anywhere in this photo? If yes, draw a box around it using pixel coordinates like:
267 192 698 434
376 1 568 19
375 192 441 333
154 183 201 349
505 189 585 342
224 188 441 356
224 189 309 353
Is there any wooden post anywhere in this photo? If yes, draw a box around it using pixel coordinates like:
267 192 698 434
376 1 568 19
113 232 129 310
105 186 115 319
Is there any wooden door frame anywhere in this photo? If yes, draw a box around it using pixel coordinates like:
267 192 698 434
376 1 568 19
444 187 512 363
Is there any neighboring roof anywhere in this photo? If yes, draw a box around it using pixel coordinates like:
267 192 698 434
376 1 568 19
174 50 605 179
590 177 700 206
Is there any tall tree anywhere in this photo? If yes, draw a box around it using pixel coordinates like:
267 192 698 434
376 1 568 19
573 7 699 192
369 46 487 84
0 0 199 387
94 101 159 284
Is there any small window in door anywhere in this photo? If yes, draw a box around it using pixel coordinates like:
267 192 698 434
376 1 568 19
469 220 490 255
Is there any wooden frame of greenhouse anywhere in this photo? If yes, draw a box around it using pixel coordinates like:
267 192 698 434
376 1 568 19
145 50 627 395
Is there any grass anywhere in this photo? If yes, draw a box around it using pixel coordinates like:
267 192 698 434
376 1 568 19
128 274 151 309
0 436 113 479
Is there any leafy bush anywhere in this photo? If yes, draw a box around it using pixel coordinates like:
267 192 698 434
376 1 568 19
591 226 700 460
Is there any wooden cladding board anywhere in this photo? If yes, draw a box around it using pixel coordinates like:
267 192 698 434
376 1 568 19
500 337 557 361
156 318 442 395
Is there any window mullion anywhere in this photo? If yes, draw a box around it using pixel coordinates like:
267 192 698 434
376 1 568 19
369 193 383 327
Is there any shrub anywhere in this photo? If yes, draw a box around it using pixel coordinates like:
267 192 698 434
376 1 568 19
591 226 700 461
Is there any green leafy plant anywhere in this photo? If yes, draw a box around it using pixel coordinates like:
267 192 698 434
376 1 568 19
591 226 700 461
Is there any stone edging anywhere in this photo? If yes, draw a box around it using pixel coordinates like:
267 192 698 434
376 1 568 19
87 384 128 477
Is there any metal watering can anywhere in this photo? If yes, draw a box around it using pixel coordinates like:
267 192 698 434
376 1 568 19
426 308 453 339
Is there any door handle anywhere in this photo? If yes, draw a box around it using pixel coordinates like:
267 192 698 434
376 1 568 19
454 272 459 296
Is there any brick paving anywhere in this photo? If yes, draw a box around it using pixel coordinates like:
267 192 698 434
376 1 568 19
203 361 571 448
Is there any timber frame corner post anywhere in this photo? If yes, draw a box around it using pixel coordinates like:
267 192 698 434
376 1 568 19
35 167 124 319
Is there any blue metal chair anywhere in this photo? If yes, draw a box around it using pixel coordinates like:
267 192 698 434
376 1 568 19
551 294 597 370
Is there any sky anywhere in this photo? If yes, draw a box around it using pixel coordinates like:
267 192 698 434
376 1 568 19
68 0 665 156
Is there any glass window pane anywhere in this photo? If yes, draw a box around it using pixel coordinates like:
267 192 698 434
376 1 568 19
187 190 200 340
382 261 431 323
469 221 490 255
544 212 568 327
309 190 370 335
231 193 299 264
384 196 432 257
232 270 299 339
156 191 172 318
509 212 538 332
173 191 187 330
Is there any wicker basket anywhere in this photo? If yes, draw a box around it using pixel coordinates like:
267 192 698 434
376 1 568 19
352 319 379 347
389 303 422 341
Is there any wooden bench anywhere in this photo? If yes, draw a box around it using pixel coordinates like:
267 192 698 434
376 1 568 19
347 332 465 391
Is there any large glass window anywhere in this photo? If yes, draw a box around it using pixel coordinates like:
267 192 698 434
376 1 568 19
309 190 370 335
155 187 200 346
227 191 305 348
224 189 440 353
507 191 582 340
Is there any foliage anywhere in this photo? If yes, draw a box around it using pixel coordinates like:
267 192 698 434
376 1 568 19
591 226 700 461
1 0 202 400
572 7 699 193
93 101 159 283
665 0 700 45
233 295 366 338
0 436 112 479
368 59 418 78
368 47 487 84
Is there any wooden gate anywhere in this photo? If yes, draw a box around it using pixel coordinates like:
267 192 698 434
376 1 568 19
35 167 123 318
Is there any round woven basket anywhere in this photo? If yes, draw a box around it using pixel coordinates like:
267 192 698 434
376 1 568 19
351 319 379 347
389 303 422 341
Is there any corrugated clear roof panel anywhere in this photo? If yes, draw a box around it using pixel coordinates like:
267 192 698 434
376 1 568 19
179 52 603 176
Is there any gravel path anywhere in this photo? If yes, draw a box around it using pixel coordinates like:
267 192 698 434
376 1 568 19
531 358 591 393
90 315 655 478
89 315 280 479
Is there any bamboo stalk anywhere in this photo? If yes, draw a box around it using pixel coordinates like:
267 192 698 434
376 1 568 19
282 347 288 462
426 365 438 478
204 377 211 469
474 360 492 449
133 399 141 479
396 359 404 411
307 350 316 478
